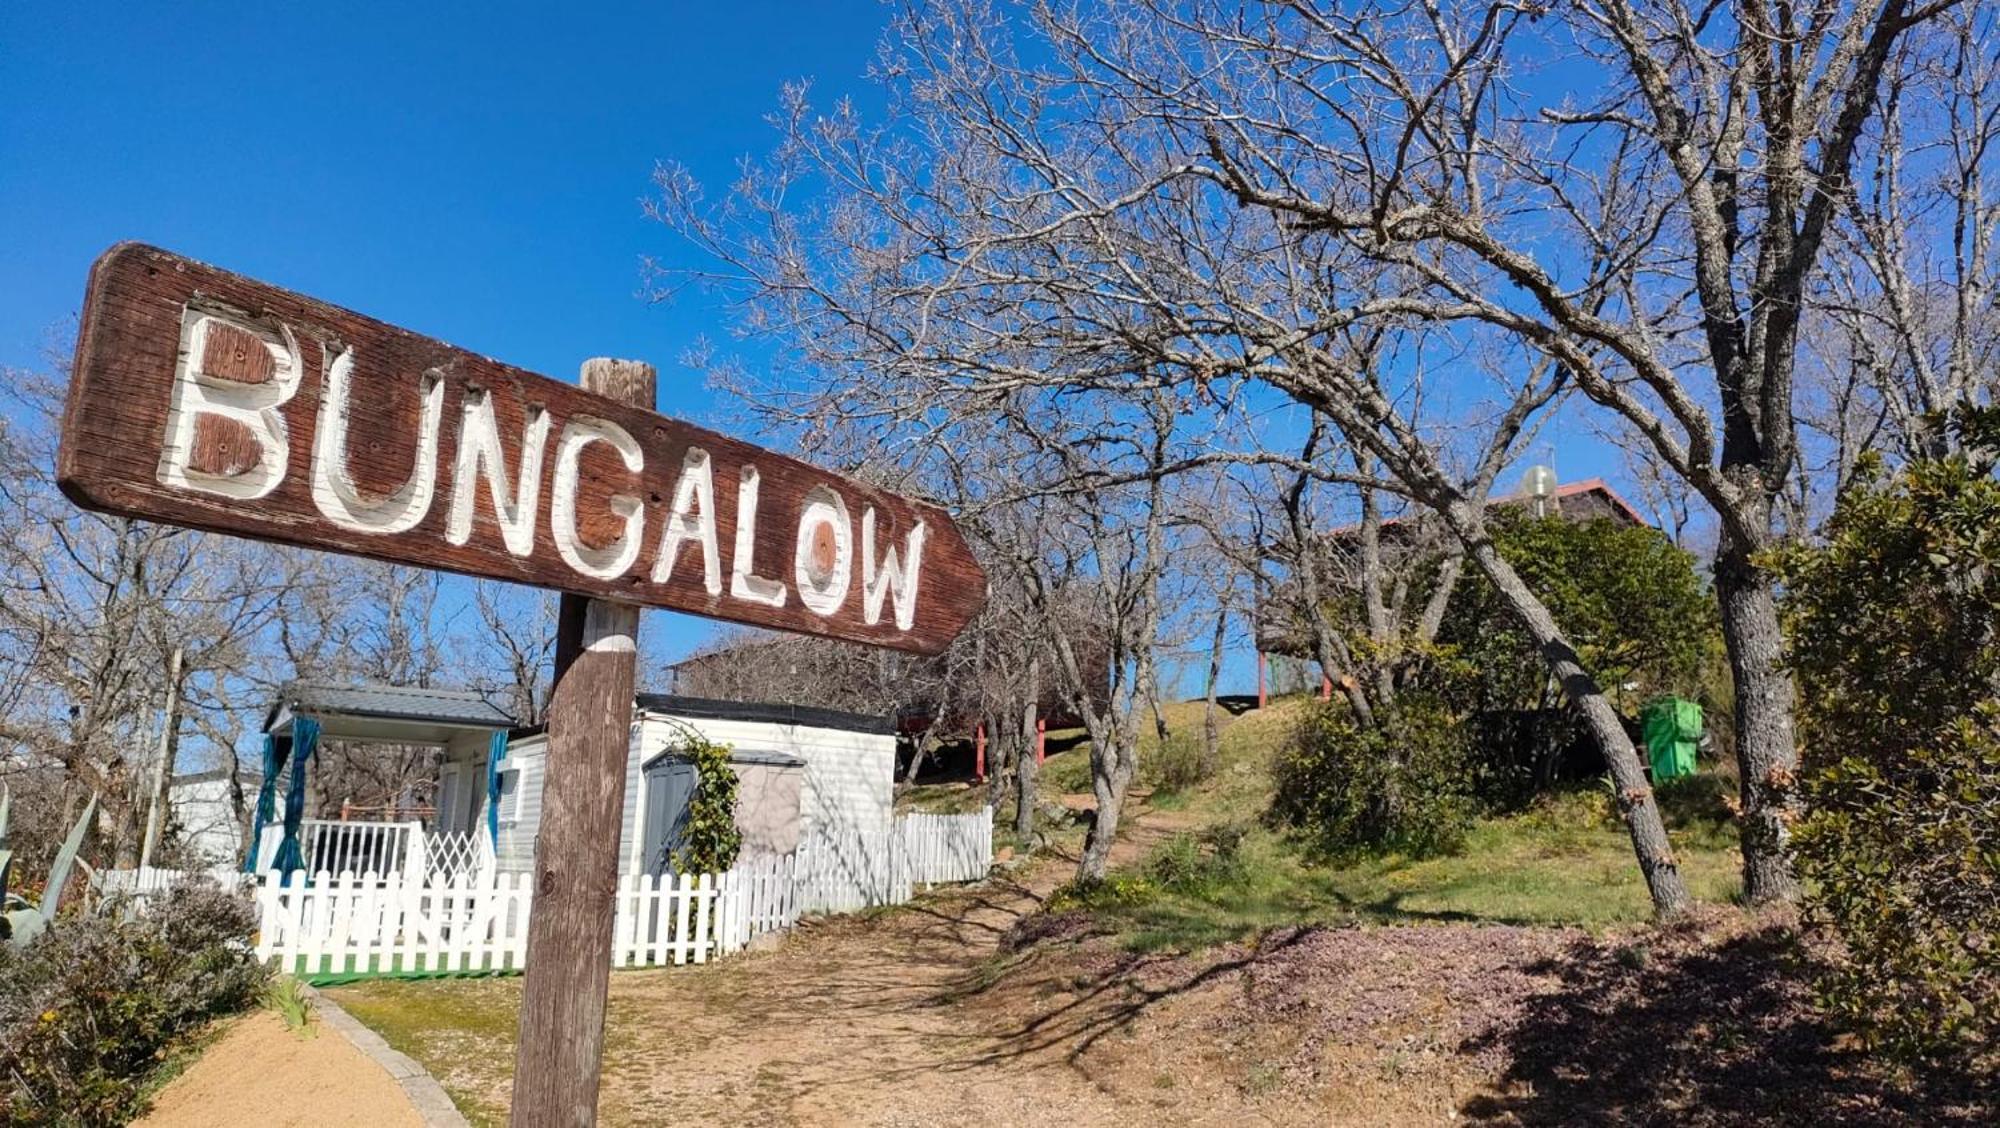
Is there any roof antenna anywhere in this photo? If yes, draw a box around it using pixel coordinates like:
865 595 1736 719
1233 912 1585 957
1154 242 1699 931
1522 458 1558 520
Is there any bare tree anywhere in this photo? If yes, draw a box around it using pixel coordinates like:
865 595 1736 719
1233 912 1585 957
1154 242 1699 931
474 580 558 727
1808 3 2000 478
0 365 323 864
1082 0 1962 904
666 0 1963 906
643 4 1731 913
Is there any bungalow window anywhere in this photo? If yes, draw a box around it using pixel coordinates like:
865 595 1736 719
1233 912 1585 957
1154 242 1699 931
497 764 534 825
497 767 522 825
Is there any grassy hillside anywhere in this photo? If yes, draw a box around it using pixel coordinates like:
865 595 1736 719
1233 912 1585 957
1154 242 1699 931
1020 694 1744 941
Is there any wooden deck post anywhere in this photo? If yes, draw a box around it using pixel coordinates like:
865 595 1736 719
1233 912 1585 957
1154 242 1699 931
1036 717 1046 765
510 358 654 1127
1257 651 1267 709
974 723 986 781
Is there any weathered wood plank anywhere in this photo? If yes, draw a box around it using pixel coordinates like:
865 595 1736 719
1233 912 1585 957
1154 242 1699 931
60 243 984 653
510 358 651 1127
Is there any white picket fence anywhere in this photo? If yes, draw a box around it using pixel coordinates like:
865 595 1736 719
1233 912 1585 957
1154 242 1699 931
95 864 251 909
114 811 993 981
892 810 995 895
715 850 801 951
250 849 806 978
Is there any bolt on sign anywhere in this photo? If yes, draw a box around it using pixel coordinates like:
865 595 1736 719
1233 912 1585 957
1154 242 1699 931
58 244 984 653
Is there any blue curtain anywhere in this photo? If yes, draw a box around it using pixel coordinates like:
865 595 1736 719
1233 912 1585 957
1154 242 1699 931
241 733 285 872
270 716 320 878
486 729 508 845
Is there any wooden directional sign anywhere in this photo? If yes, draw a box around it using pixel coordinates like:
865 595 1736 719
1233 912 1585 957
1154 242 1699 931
59 244 984 653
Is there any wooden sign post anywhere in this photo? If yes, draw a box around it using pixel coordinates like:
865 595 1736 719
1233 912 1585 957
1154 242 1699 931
58 244 987 1125
517 358 652 1126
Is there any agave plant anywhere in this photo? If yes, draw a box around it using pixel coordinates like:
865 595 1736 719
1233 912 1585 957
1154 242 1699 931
0 787 98 948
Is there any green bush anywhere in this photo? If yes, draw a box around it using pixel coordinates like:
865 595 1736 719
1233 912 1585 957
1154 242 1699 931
1440 514 1715 715
1267 697 1476 860
1144 823 1248 897
1044 872 1157 912
0 881 267 1126
1776 413 2000 1065
671 731 742 875
1142 731 1213 796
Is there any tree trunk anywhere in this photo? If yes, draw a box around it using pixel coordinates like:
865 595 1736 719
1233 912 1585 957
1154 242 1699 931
1201 609 1226 776
1465 532 1693 918
1015 656 1043 839
1713 531 1803 904
1014 699 1039 840
1078 736 1136 881
984 714 1011 808
902 730 935 788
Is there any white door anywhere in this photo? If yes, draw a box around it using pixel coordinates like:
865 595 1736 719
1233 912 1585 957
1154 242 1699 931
436 763 462 834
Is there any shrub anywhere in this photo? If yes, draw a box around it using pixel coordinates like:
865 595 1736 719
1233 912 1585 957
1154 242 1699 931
1043 872 1157 913
0 881 267 1126
1144 823 1248 897
1143 731 1213 796
671 731 742 875
1267 697 1476 860
1440 514 1716 714
1775 412 2000 1065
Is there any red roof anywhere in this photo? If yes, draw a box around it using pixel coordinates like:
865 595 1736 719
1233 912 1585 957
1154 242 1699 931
1326 477 1650 539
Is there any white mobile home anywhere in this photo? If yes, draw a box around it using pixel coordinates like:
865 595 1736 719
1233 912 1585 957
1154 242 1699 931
493 695 900 909
248 682 904 911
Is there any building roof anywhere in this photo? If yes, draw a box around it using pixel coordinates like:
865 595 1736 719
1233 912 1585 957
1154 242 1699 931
1500 477 1648 527
263 681 518 738
635 694 896 736
1257 477 1654 658
642 746 807 770
1326 477 1649 540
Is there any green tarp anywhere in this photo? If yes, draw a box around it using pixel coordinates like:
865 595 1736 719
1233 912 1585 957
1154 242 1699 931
1641 697 1702 780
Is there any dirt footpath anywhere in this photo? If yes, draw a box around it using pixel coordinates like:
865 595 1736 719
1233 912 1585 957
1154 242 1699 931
334 817 1252 1126
139 1008 424 1128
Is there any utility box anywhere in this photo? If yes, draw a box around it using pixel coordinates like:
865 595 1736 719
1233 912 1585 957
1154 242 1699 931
1641 697 1703 780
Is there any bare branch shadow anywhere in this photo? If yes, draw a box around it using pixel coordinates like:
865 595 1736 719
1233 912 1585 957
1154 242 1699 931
1460 920 1996 1126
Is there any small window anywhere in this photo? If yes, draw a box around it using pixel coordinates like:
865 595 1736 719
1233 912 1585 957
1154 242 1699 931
497 768 523 824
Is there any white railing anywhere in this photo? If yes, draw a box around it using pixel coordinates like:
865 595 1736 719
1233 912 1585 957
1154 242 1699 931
253 850 803 980
255 819 423 882
252 819 499 886
303 819 422 879
889 810 994 902
421 830 493 885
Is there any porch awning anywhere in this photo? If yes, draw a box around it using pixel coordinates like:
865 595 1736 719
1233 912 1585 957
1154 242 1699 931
264 681 517 743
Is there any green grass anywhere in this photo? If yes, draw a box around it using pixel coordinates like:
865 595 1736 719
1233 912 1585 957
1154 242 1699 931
894 780 992 815
1038 695 1310 815
1030 696 1748 952
327 976 523 1127
1063 781 1744 952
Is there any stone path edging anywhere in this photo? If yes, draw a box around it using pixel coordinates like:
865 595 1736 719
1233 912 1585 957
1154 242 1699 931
300 984 470 1128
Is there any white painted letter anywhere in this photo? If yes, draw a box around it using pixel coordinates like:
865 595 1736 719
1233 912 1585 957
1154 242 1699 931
310 346 447 534
793 486 852 617
446 390 550 556
156 310 301 499
861 507 927 630
651 447 722 594
730 465 788 607
550 415 645 580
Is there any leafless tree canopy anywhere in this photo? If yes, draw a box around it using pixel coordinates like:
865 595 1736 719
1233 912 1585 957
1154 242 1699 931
648 0 1972 907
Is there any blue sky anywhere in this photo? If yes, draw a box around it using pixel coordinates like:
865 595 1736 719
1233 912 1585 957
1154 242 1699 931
1 2 1647 701
0 0 895 673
